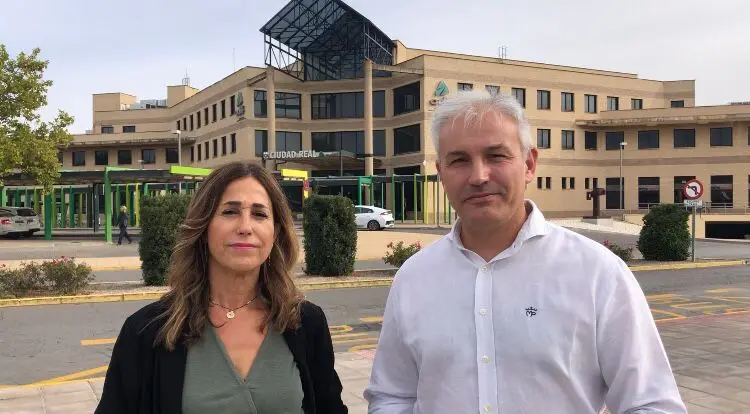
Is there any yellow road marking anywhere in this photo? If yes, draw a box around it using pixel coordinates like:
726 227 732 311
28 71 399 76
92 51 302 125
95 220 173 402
349 343 378 352
329 325 353 334
704 288 741 294
702 296 750 305
30 365 109 386
359 316 383 323
81 338 116 346
330 333 369 340
332 336 378 345
651 309 687 321
0 376 107 389
670 302 732 311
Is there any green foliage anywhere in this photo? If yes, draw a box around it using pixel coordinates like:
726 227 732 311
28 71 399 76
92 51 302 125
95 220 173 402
302 194 357 276
601 240 633 262
139 193 191 285
0 257 93 298
382 240 422 267
0 45 74 191
637 204 691 261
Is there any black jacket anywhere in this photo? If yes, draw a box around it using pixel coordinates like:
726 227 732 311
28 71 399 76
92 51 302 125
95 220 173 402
95 300 348 414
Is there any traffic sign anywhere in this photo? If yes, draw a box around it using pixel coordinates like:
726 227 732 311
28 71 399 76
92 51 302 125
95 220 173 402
683 179 704 200
683 199 703 208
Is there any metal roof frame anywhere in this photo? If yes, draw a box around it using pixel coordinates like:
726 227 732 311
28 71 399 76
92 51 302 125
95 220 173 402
261 0 395 81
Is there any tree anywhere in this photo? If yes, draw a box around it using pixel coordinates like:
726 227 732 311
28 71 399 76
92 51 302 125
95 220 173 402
0 44 73 191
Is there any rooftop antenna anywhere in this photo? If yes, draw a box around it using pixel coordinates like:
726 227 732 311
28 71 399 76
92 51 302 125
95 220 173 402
182 70 190 87
499 45 508 62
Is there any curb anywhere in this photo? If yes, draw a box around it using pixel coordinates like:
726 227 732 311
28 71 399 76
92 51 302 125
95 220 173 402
628 259 747 272
0 277 395 309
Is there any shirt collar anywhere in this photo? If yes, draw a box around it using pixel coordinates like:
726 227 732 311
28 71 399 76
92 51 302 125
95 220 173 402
446 199 550 251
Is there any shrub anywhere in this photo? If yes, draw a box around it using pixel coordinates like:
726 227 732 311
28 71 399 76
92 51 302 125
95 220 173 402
637 203 691 261
40 256 94 295
0 262 47 297
303 194 357 276
139 193 191 285
383 241 422 267
602 240 633 262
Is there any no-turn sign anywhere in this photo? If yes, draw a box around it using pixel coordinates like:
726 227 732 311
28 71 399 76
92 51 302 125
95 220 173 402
683 179 704 200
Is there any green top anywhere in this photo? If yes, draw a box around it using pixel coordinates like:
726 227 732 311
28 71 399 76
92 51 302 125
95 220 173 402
182 324 304 414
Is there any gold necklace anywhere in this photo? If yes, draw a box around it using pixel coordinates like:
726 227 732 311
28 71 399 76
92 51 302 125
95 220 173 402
209 293 259 319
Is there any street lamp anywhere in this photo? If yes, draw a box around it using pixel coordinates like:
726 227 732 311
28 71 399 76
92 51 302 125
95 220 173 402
619 141 628 212
171 130 182 193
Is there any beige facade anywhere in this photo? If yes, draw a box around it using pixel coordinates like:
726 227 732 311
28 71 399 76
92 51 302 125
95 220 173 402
62 39 750 236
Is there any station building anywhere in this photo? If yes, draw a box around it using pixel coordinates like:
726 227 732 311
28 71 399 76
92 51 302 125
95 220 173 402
54 0 750 238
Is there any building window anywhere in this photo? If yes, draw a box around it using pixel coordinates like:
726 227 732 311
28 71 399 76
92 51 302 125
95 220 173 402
197 111 201 128
141 149 156 164
72 151 86 166
748 127 750 145
230 95 236 115
585 95 597 113
537 177 543 189
123 125 136 133
711 175 733 208
638 177 660 209
605 131 625 150
221 136 227 155
221 100 226 119
585 131 597 150
538 177 551 189
204 142 208 159
101 126 114 134
537 90 550 110
276 131 302 152
605 177 624 210
585 177 590 190
255 130 268 157
393 82 421 115
457 83 473 92
166 148 179 164
212 104 217 123
118 150 132 165
94 150 108 165
312 91 386 119
486 85 499 96
231 133 236 154
536 129 550 149
310 130 386 157
710 127 733 147
631 99 643 110
213 139 218 158
561 92 574 112
204 108 209 124
189 114 194 131
607 96 619 111
254 91 302 119
561 130 574 149
561 177 576 190
393 124 421 155
197 145 202 161
670 100 685 108
637 130 659 149
673 128 696 148
512 88 526 108
545 177 551 189
190 146 194 162
176 120 181 131
570 177 575 189
183 117 187 131
373 130 386 157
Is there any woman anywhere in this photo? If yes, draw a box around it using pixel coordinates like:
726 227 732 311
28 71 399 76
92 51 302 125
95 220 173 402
96 162 348 414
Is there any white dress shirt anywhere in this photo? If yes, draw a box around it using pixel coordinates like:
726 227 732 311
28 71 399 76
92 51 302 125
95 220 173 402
364 200 686 414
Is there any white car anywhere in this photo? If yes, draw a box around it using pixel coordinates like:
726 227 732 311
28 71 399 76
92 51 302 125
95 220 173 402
0 207 41 238
354 205 394 231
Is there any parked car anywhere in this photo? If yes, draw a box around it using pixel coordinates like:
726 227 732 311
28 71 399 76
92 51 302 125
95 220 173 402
0 207 41 238
354 205 394 230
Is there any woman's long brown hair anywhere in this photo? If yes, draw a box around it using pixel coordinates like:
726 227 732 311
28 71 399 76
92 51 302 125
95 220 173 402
154 162 301 350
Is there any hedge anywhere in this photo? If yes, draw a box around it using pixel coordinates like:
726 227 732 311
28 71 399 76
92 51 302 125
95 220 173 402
302 194 357 276
637 203 691 261
139 193 191 285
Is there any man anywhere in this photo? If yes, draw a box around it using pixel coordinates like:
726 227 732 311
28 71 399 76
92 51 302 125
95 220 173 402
364 90 686 413
117 205 132 245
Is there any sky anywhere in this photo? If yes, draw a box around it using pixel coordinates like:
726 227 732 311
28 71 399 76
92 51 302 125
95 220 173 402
2 0 749 134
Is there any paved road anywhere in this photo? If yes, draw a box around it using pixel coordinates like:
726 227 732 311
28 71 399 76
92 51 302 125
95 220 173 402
1 265 749 386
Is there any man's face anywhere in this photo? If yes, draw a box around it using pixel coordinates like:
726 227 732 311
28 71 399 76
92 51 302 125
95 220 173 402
436 109 538 227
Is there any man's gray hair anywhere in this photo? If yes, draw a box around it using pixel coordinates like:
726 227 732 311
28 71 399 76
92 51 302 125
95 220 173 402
430 89 533 157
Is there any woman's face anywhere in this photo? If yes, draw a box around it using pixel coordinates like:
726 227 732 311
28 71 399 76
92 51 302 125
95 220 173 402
206 176 276 274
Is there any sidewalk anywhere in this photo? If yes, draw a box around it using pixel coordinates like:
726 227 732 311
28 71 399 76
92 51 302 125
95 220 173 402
3 313 750 413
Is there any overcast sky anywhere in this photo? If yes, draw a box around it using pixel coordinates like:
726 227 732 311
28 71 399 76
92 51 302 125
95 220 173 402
2 0 748 134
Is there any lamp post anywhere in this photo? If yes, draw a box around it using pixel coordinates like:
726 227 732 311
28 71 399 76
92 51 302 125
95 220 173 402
619 141 627 212
172 130 182 193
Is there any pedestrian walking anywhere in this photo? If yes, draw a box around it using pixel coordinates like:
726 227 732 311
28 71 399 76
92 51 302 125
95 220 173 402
96 162 347 414
364 90 686 413
117 205 132 245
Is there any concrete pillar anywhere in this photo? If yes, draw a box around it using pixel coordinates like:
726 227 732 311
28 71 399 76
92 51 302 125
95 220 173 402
266 65 277 170
364 59 374 205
